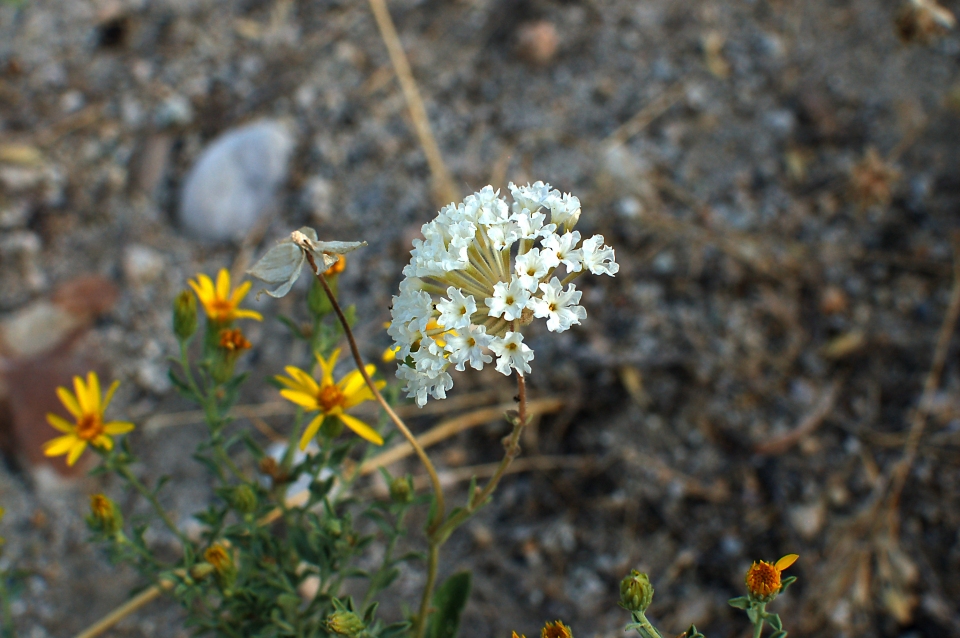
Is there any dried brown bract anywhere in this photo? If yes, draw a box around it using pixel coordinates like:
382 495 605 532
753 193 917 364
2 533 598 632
895 0 956 44
850 148 900 209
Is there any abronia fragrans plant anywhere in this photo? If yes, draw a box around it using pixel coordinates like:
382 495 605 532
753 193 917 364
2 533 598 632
388 182 618 406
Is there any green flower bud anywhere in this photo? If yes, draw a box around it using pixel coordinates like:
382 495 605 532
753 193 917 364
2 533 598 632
230 484 257 515
87 494 123 536
190 563 216 580
620 570 654 613
173 290 198 341
323 518 343 538
326 610 365 637
389 476 414 504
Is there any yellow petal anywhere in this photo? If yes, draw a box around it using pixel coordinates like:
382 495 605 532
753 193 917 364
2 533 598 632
216 269 231 300
102 379 120 413
56 386 82 418
285 366 319 394
280 389 320 411
231 280 251 304
104 421 135 435
274 374 304 391
299 414 325 451
73 376 91 414
775 554 799 571
44 434 78 456
93 435 114 451
46 413 75 433
315 349 340 387
233 309 263 321
339 413 384 445
66 440 88 466
86 371 101 413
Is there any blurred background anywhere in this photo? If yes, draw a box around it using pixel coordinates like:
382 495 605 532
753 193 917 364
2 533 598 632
2 0 960 636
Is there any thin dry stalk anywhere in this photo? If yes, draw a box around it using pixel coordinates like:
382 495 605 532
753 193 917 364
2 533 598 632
601 84 684 148
754 380 842 455
886 231 960 514
366 0 458 205
73 582 168 638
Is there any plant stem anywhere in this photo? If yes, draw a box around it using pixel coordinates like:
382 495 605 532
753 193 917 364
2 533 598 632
0 573 13 638
304 253 446 529
412 373 529 638
117 464 188 546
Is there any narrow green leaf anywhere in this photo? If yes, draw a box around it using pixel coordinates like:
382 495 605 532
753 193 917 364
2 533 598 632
425 571 472 638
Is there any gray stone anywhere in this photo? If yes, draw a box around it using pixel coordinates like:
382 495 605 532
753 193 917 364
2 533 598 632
178 120 294 242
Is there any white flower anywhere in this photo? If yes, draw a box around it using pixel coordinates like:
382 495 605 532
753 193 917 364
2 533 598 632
388 182 614 405
580 234 619 276
445 324 493 371
542 231 584 273
436 286 477 330
514 248 559 292
512 209 556 240
530 277 586 332
490 331 534 376
485 277 531 321
397 363 453 407
508 181 552 214
548 192 581 228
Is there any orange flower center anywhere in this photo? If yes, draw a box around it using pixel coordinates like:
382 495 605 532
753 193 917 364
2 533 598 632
745 561 781 598
318 384 345 412
76 414 105 441
219 328 251 351
208 299 235 321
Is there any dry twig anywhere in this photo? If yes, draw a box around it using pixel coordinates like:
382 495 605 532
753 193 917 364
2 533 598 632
754 380 842 455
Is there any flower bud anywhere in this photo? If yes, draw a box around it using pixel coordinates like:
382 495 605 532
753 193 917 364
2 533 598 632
230 484 257 515
619 570 654 613
389 476 414 504
204 542 237 589
87 494 123 536
173 290 198 341
190 563 215 580
325 610 365 637
212 328 251 383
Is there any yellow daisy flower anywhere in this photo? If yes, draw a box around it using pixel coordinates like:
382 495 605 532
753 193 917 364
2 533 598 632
276 349 385 450
541 620 572 638
188 268 263 324
44 372 135 466
745 554 798 599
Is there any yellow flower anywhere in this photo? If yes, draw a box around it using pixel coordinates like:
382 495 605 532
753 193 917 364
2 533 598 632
204 542 233 575
275 349 385 450
44 372 135 466
541 620 572 638
745 554 798 599
188 268 263 324
512 633 526 638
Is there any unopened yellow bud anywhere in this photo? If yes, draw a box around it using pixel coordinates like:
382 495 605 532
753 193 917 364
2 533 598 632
389 476 414 504
620 570 654 613
173 290 198 340
88 494 123 535
326 610 365 636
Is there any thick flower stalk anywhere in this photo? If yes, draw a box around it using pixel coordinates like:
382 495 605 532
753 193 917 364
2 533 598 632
389 182 618 406
43 372 135 466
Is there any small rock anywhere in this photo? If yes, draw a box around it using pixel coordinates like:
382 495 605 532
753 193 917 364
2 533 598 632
178 120 294 242
155 94 193 128
516 21 559 66
788 501 825 539
136 360 171 395
123 244 166 287
302 176 335 224
820 286 849 315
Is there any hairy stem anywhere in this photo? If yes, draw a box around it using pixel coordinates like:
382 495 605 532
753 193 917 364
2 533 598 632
117 464 188 546
304 252 446 528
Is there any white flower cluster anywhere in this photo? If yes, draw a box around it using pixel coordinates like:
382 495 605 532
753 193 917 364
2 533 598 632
389 182 618 406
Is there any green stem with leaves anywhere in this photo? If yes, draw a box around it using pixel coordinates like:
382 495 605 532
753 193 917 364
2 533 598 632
116 463 188 546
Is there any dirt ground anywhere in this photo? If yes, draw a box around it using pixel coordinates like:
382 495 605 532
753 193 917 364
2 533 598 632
2 0 960 636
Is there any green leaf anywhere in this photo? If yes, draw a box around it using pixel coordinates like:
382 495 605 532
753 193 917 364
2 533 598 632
686 625 705 638
277 314 305 339
728 596 750 609
766 614 783 631
425 572 472 638
779 575 797 592
770 632 787 638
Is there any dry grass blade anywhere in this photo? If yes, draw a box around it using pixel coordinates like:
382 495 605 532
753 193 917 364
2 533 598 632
601 84 684 148
73 582 166 638
886 230 960 512
754 379 842 455
366 0 458 205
